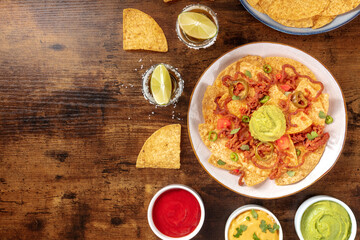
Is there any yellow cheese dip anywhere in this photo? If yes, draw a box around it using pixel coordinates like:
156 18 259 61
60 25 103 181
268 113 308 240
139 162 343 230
301 200 351 240
228 209 279 240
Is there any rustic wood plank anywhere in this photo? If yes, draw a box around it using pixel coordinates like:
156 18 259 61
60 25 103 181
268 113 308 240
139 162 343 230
0 0 359 239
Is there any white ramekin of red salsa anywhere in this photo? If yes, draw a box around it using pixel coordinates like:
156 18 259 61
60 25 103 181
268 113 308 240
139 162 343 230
147 184 205 240
225 204 283 240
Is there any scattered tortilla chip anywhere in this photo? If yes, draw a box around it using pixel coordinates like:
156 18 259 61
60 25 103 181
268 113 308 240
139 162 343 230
136 124 180 168
123 8 168 52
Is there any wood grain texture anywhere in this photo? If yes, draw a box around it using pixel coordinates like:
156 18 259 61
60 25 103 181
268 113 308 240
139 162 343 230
0 0 359 239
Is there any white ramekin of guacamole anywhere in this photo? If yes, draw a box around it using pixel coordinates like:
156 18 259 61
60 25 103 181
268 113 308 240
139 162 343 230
295 195 357 240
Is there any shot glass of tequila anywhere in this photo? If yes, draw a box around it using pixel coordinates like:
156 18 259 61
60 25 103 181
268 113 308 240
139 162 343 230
142 64 184 107
176 4 219 49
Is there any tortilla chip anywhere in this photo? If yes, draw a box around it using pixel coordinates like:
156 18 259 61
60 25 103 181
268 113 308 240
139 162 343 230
282 135 298 166
123 8 168 52
295 78 322 99
306 94 329 125
312 15 335 29
252 3 265 13
227 98 248 119
321 0 360 16
199 123 243 168
247 0 260 6
244 169 268 186
202 85 225 124
264 57 317 80
275 17 314 28
276 146 325 185
208 154 238 170
266 85 313 134
259 0 329 21
136 124 180 168
214 56 265 87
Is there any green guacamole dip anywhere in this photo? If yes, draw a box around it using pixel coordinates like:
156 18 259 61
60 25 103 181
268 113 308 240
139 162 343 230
301 200 351 240
249 105 286 142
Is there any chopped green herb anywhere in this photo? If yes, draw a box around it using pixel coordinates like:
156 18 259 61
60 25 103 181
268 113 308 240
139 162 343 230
233 225 248 238
260 220 268 233
263 64 272 73
284 91 292 96
259 220 280 234
242 115 250 123
253 232 260 240
217 160 226 165
296 148 301 156
319 111 326 119
260 95 270 104
246 216 250 221
231 128 241 134
325 115 333 124
268 223 280 233
306 131 318 140
208 131 218 142
245 70 252 78
251 209 258 220
287 170 296 177
232 95 240 100
230 152 239 162
240 144 250 151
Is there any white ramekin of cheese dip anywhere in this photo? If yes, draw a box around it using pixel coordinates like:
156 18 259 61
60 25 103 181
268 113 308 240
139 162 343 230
225 204 283 240
294 195 357 240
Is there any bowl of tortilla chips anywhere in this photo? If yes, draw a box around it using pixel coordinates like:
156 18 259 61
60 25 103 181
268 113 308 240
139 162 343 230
239 0 360 35
187 42 347 199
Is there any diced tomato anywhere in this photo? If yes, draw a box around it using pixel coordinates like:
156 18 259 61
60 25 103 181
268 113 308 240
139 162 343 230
276 135 290 150
276 73 282 80
217 118 231 130
280 84 291 91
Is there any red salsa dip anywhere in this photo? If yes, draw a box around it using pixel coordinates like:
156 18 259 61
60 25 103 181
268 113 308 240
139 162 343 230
152 188 201 238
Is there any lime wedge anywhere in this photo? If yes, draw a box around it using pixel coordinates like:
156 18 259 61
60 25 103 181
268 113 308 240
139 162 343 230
150 64 172 105
178 12 217 40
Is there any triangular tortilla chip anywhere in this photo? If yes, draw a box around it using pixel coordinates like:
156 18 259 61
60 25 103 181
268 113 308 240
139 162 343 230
136 124 180 168
123 8 168 52
276 146 325 185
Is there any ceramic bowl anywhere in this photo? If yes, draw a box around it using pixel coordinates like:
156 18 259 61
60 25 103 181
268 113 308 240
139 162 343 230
294 195 357 240
147 184 205 240
225 204 283 240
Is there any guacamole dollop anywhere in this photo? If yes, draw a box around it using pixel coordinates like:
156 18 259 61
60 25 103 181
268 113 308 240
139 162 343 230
301 201 351 240
249 105 286 142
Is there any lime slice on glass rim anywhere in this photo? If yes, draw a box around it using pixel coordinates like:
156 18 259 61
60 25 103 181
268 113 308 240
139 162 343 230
150 64 172 105
178 12 217 40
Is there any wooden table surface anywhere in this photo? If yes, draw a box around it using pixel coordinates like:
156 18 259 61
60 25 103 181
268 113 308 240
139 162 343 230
0 1 359 239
